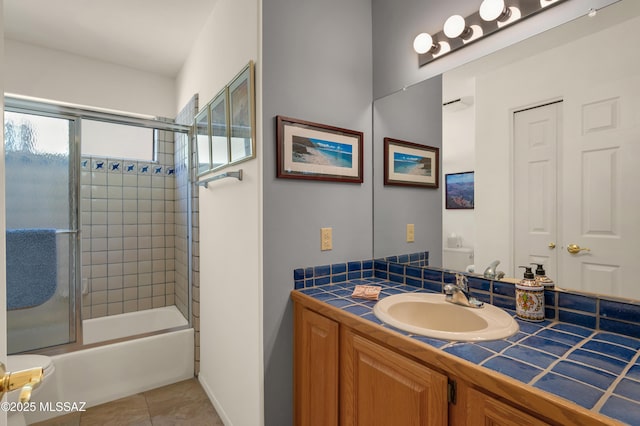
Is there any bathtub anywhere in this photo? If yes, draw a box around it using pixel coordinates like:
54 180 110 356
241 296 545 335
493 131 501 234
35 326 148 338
25 306 194 424
82 305 189 345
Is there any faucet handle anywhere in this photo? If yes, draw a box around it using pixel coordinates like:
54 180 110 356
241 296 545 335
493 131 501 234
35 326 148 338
455 273 468 292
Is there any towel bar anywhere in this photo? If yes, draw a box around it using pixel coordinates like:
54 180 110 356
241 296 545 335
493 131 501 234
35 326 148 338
55 229 79 234
197 169 243 188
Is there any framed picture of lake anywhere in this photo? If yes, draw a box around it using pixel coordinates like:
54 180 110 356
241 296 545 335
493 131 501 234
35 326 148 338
276 116 363 183
383 138 439 188
445 171 474 209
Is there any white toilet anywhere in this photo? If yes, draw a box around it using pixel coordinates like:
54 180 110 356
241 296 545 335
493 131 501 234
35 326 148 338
6 355 56 426
443 247 474 272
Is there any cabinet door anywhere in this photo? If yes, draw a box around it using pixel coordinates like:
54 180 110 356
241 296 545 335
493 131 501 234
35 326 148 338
294 304 339 426
466 387 550 426
341 328 447 426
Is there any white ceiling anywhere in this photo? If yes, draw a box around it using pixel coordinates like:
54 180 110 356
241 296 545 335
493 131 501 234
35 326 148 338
3 0 218 77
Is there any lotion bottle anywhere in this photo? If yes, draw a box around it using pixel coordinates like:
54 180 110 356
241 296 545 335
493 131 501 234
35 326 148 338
516 266 545 322
532 263 555 289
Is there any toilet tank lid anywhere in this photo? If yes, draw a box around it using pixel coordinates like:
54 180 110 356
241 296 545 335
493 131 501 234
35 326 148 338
443 247 473 253
7 354 53 372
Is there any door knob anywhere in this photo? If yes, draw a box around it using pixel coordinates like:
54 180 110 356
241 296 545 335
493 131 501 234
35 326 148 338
567 244 591 254
548 242 556 249
0 362 44 402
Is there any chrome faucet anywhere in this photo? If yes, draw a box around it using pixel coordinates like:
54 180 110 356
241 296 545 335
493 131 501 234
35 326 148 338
444 274 484 308
483 260 505 280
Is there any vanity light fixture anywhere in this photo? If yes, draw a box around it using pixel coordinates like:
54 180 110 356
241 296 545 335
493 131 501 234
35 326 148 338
479 0 511 22
413 32 440 55
496 6 522 28
444 15 473 39
414 0 568 68
540 0 562 8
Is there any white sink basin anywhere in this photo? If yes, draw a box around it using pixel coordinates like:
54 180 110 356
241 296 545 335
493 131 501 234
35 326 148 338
373 293 518 341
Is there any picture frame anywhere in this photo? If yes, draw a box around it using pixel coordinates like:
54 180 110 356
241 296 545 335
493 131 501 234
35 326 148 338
228 63 255 164
383 137 439 188
209 87 229 170
276 116 363 183
445 171 474 209
195 108 211 175
195 61 256 177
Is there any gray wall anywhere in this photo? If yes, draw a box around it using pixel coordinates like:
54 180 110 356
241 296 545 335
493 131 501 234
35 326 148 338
262 0 373 424
372 0 476 100
372 76 443 261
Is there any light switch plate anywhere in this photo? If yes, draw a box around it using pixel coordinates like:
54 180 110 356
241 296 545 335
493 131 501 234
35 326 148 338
407 224 415 243
321 227 333 251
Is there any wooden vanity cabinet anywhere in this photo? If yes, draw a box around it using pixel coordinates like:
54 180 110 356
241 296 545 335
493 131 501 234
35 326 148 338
293 298 610 426
340 327 447 425
294 304 447 425
451 383 549 426
294 304 339 426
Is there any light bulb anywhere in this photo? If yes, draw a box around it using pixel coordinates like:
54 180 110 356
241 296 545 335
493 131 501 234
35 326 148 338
480 0 506 21
413 33 433 54
444 15 467 38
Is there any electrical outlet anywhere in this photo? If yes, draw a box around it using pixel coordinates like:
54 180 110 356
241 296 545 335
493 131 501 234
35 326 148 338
321 227 333 251
406 224 415 243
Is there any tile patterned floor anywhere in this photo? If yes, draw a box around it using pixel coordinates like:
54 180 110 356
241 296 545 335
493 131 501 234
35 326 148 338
33 378 223 426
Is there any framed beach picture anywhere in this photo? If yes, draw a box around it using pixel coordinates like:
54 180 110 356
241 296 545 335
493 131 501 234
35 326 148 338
209 88 229 170
276 116 363 183
229 62 255 164
383 138 439 188
195 61 255 177
445 171 474 209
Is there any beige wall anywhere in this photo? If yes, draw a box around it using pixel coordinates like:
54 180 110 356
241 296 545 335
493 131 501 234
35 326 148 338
5 39 175 118
176 0 262 425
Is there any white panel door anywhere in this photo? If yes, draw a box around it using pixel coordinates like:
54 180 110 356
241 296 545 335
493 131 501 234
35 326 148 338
561 75 640 298
514 102 560 279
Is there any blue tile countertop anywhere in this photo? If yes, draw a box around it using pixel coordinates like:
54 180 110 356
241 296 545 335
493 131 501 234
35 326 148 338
295 277 640 425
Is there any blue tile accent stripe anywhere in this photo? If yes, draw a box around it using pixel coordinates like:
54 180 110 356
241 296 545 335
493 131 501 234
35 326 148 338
294 260 375 289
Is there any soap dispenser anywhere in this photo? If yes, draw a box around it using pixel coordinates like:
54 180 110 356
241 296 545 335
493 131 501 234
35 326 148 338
531 263 555 289
516 266 545 322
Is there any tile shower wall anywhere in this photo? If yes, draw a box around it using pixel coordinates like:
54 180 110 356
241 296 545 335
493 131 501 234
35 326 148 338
80 130 177 319
175 94 200 374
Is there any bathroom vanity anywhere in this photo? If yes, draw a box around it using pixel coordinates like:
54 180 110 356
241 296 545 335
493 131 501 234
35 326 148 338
292 283 625 425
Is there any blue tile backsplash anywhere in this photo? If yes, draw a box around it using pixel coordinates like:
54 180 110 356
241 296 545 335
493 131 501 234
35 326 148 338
294 252 640 340
292 253 640 425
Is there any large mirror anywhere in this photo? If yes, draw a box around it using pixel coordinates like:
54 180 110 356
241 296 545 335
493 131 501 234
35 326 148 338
373 0 640 300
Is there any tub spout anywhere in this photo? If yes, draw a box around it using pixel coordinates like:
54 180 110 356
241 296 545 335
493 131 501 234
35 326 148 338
0 363 43 402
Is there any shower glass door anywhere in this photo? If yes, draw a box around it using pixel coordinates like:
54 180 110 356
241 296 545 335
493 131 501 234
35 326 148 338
4 109 79 353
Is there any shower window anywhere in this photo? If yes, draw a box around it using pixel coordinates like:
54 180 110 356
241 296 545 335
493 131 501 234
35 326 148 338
81 119 155 161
